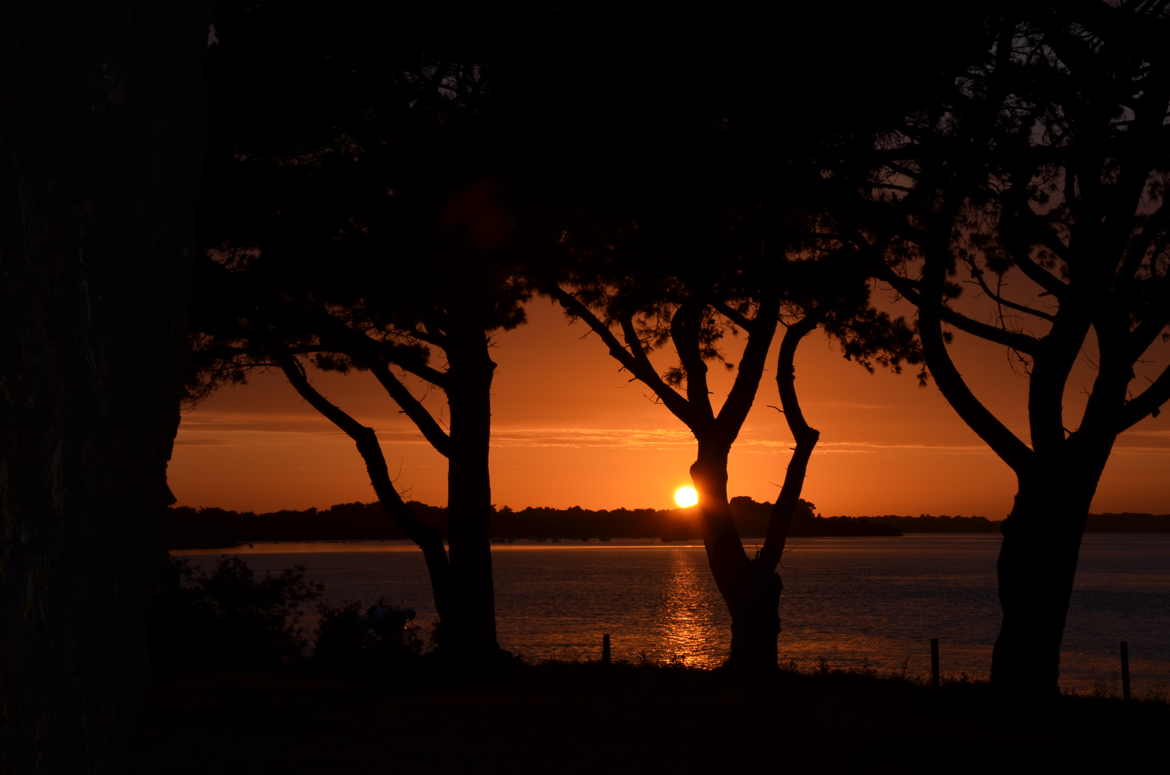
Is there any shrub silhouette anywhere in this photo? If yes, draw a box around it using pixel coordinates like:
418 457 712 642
313 598 421 670
150 556 323 672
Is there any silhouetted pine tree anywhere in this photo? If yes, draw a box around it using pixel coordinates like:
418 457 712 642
195 18 522 661
856 1 1170 694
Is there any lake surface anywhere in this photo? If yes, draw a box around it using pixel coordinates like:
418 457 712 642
176 534 1170 697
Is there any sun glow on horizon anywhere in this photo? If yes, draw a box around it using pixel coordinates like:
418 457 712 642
673 485 699 508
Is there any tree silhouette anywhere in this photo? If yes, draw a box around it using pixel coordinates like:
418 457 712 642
858 1 1170 693
502 27 978 670
1 5 207 772
195 25 519 660
543 153 919 669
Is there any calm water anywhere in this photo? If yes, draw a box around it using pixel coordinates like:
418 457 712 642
177 534 1170 697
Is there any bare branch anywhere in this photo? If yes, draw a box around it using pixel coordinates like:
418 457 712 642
998 205 1072 298
313 312 451 388
617 313 698 426
277 353 369 438
369 362 452 458
713 301 753 330
917 240 1035 473
550 287 638 370
716 293 781 436
963 257 1057 322
551 286 695 426
389 355 449 389
1118 362 1170 432
758 313 821 571
670 299 715 424
877 263 1044 355
1028 308 1092 453
275 353 449 563
1127 300 1170 362
408 325 447 347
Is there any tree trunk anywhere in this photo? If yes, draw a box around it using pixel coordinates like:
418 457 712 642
727 559 783 672
443 327 500 660
356 432 452 626
746 314 821 670
690 438 777 671
368 488 452 647
1 6 205 772
991 451 1108 695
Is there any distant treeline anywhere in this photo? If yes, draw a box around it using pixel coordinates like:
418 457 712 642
165 499 1170 550
167 497 890 549
829 513 1170 535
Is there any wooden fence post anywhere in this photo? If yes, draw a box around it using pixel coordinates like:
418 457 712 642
1121 640 1131 701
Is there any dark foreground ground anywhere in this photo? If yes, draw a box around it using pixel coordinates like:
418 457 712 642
130 661 1168 774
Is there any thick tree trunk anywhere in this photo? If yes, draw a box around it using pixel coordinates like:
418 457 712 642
443 327 500 660
727 560 783 672
738 431 816 674
690 438 777 671
1 7 205 773
991 452 1107 695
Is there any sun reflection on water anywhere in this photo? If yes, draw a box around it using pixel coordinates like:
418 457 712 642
658 549 723 668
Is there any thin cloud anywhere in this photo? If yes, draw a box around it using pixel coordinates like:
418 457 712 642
1126 429 1170 439
177 413 1008 455
173 437 230 447
737 439 990 455
177 412 432 447
802 400 893 410
179 413 1170 457
490 427 694 449
181 413 347 435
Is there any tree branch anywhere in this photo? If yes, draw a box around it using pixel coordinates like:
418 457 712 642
408 324 447 347
963 257 1057 322
917 241 1035 473
1012 247 1070 298
369 362 452 458
387 353 450 389
313 312 451 388
617 313 698 427
758 313 820 571
551 286 695 426
670 299 715 424
715 293 781 437
877 264 1044 354
1118 362 1170 432
713 301 753 330
1120 195 1170 284
275 353 450 569
278 353 368 438
1027 306 1091 453
1128 311 1170 364
997 192 1073 297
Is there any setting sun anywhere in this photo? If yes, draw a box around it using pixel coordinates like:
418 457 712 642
673 485 699 508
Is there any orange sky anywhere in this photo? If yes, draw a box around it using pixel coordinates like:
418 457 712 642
170 294 1170 518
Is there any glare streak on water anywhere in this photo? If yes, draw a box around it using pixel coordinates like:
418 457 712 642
176 534 1170 697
